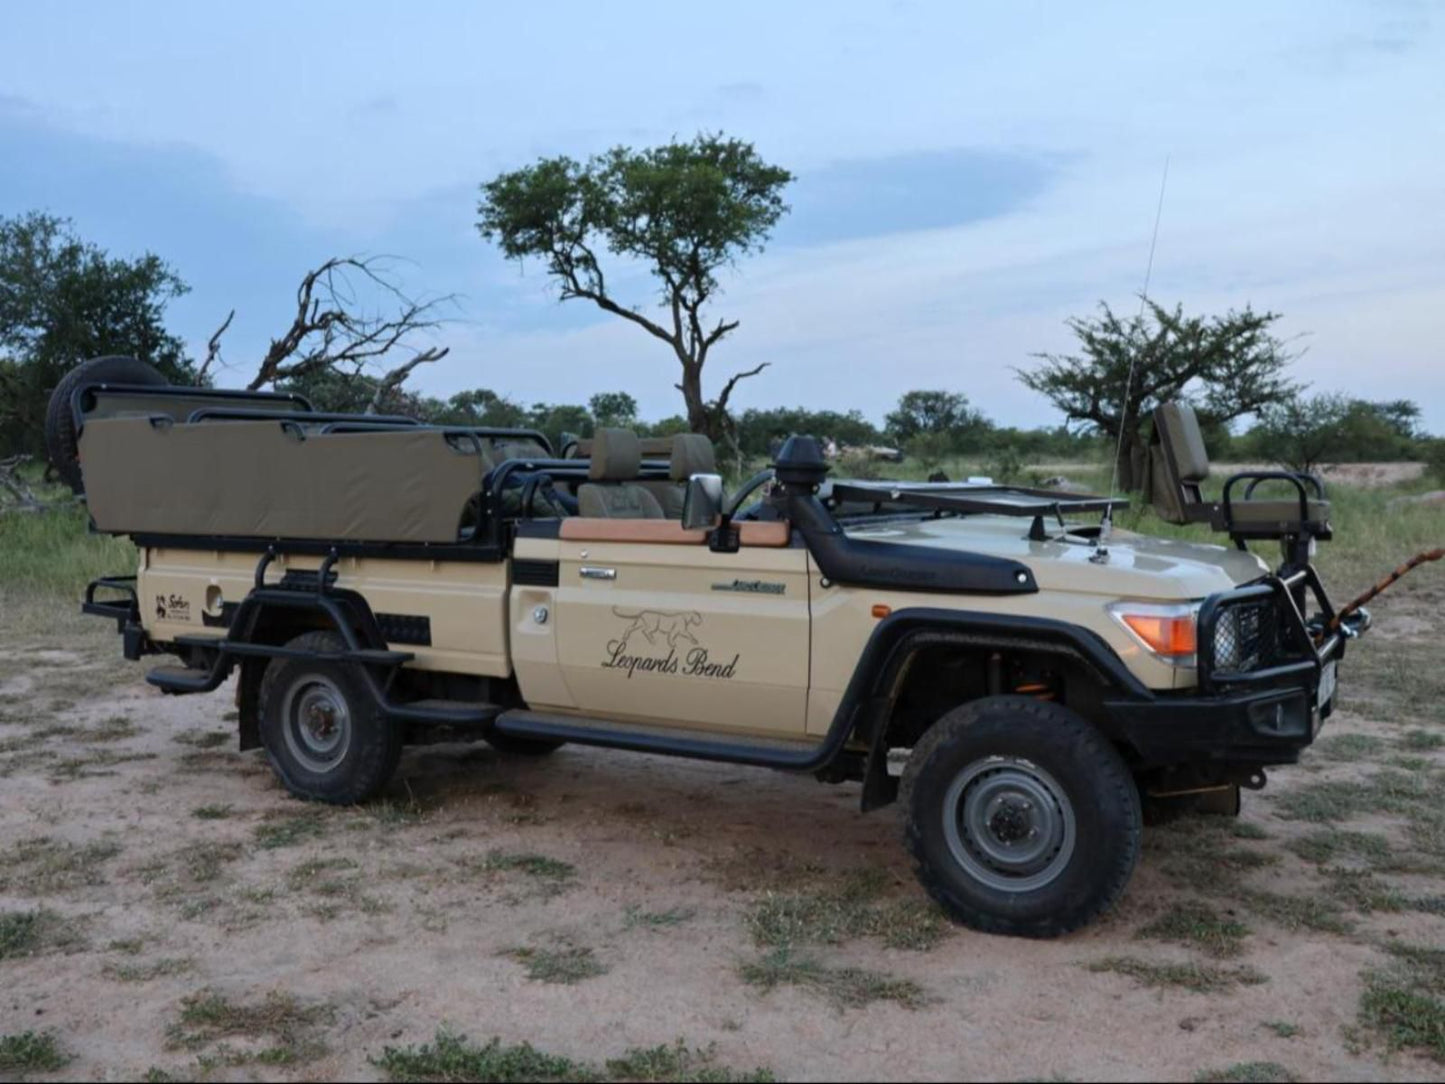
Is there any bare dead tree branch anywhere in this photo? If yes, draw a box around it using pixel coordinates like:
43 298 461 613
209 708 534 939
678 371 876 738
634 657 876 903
713 362 770 417
197 309 235 382
365 346 451 413
245 256 455 395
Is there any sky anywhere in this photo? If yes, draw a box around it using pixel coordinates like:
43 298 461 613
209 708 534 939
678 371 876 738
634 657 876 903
2 1 1442 431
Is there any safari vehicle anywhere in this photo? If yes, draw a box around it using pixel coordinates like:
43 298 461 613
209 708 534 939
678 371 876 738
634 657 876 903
58 358 1369 938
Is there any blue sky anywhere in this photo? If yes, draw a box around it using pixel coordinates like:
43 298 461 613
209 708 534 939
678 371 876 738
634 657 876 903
2 1 1441 430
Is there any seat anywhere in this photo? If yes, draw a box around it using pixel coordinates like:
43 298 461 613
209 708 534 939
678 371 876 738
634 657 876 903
641 433 717 518
1148 401 1330 542
577 428 664 519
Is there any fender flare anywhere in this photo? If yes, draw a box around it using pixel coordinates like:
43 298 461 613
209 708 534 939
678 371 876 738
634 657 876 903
848 608 1152 811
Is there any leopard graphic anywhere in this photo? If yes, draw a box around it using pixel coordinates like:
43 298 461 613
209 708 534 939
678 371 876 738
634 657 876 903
611 607 702 650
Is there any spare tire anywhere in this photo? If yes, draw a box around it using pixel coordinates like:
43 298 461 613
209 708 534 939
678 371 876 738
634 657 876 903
45 355 169 494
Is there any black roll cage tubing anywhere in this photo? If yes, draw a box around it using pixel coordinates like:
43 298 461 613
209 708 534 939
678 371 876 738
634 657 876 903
70 382 315 435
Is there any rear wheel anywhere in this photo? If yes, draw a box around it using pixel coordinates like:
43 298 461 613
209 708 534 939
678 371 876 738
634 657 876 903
45 355 169 493
257 632 402 803
901 696 1142 938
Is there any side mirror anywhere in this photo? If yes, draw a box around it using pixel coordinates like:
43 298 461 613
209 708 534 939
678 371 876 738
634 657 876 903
681 473 725 530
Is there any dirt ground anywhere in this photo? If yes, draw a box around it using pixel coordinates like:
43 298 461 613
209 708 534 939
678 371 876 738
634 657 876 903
2 586 1444 1083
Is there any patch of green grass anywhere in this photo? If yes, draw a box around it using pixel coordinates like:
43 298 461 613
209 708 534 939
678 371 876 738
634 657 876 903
0 836 121 893
739 947 930 1010
743 868 949 952
1324 869 1408 913
1314 733 1385 762
1354 941 1445 1061
1083 955 1268 994
1193 1062 1295 1083
1136 901 1250 959
1261 1021 1300 1038
103 956 193 982
49 748 156 780
1401 728 1444 752
372 1029 775 1084
0 908 83 960
1285 829 1391 865
623 905 696 930
1228 821 1271 840
1147 817 1279 892
176 842 244 883
167 990 332 1065
0 1030 72 1078
602 1040 774 1082
74 715 141 743
505 943 607 985
191 804 233 820
173 729 229 749
463 850 577 898
253 809 330 849
1238 889 1354 934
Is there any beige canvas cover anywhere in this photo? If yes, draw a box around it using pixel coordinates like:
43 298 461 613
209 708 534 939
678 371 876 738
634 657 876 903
80 417 486 542
83 389 309 425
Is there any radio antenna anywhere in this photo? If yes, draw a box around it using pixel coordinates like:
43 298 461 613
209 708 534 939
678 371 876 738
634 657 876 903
1096 154 1170 558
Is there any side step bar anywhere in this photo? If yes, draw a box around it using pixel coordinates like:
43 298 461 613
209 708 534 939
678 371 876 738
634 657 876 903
492 710 850 771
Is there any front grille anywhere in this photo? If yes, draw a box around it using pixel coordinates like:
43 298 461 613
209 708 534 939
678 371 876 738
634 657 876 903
1211 598 1281 673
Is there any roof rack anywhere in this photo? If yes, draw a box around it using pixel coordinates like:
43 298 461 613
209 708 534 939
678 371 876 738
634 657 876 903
828 480 1128 541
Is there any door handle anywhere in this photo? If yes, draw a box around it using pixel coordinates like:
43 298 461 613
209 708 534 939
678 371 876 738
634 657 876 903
579 566 617 580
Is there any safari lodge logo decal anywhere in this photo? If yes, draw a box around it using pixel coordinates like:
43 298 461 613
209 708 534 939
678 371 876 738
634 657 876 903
602 608 739 680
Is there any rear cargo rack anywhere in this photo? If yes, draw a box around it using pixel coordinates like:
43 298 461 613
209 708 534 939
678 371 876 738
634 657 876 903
828 481 1128 539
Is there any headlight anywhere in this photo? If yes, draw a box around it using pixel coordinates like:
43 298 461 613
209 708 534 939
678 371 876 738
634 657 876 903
1108 600 1201 667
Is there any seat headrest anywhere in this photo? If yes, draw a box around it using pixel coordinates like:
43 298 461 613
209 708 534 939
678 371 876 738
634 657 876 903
589 427 642 481
1156 402 1210 482
669 433 716 481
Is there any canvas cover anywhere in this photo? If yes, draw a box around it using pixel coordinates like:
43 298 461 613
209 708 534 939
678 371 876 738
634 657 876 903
83 389 311 425
80 417 486 542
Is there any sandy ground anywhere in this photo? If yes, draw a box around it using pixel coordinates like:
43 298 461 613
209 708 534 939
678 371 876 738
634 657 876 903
2 589 1443 1082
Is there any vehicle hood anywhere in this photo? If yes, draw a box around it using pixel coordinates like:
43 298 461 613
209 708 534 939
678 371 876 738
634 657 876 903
842 516 1269 601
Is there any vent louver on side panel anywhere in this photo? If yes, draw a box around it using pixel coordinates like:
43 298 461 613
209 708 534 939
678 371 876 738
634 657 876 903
513 559 560 587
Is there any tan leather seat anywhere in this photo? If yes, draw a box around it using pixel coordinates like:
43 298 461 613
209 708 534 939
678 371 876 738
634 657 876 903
1149 401 1330 537
577 428 664 519
642 433 717 518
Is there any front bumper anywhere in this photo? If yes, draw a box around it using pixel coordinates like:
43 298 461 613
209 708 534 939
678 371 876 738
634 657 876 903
1104 572 1366 767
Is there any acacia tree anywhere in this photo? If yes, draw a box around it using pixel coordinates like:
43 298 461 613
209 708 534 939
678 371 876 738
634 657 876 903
0 212 194 457
1017 299 1300 489
477 134 793 442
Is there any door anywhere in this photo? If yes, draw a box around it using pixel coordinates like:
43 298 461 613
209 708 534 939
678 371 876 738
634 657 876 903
554 521 810 736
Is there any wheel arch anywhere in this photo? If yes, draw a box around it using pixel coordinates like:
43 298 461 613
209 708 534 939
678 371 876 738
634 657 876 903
851 608 1151 812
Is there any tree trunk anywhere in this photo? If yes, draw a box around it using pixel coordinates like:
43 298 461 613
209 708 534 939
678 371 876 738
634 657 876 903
1115 430 1144 492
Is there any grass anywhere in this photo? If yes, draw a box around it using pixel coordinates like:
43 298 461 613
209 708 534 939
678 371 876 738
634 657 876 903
1353 941 1445 1061
1323 869 1409 913
167 989 333 1065
1285 829 1391 866
743 867 950 952
0 836 121 894
253 808 330 849
191 804 233 820
623 905 696 930
1261 1020 1300 1038
1237 889 1354 935
505 942 607 985
462 849 577 898
0 1031 72 1078
103 956 193 982
1145 816 1279 894
1084 955 1268 994
372 1029 775 1083
1135 901 1250 959
1401 728 1445 752
739 947 930 1010
1193 1063 1295 1083
0 496 133 600
1313 732 1385 761
0 908 83 960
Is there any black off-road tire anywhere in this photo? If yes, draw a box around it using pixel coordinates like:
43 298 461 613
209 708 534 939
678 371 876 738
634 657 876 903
484 732 565 757
901 696 1142 938
45 355 169 493
257 632 402 804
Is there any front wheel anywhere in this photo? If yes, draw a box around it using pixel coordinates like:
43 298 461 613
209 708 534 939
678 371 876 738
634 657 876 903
901 696 1141 938
257 632 402 804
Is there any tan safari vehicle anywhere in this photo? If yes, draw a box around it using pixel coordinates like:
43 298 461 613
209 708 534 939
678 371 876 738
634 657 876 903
56 357 1368 938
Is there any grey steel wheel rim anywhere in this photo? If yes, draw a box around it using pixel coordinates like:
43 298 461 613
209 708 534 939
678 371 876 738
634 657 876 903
942 756 1076 893
281 675 352 774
